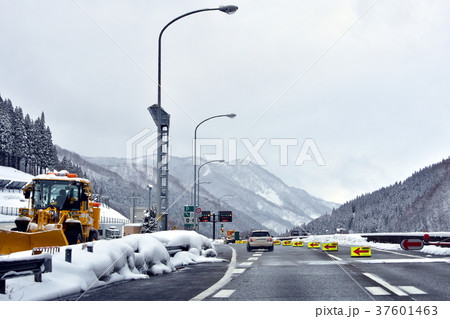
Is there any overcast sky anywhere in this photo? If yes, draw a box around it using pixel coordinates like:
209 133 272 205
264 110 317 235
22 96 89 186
1 0 449 204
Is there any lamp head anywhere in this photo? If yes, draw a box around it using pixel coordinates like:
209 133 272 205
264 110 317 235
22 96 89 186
219 5 238 15
227 113 237 118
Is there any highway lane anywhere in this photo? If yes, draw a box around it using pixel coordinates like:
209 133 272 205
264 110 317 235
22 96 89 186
57 241 450 301
204 243 450 301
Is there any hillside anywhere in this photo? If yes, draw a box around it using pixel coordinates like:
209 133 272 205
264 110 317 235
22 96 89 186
307 157 450 234
56 147 337 236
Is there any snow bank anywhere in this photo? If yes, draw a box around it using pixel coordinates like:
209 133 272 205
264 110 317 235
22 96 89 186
0 230 223 301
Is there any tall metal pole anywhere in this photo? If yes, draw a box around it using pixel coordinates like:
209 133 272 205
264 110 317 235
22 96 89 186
196 160 224 208
154 5 238 231
193 113 236 208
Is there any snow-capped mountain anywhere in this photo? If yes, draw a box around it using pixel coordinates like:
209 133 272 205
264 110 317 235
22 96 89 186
55 146 337 236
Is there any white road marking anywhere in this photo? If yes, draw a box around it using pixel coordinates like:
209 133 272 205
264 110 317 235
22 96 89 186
363 273 408 296
239 262 253 267
232 268 246 274
328 254 342 261
365 286 390 296
213 289 235 298
399 286 427 295
248 257 258 261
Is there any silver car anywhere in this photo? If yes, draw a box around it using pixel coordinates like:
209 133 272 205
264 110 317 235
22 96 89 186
247 230 274 251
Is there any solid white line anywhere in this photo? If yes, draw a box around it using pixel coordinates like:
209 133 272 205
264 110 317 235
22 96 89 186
190 246 236 301
363 273 408 296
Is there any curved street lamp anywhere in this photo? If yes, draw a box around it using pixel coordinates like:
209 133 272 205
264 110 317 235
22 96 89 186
193 113 236 207
196 159 225 207
152 5 238 231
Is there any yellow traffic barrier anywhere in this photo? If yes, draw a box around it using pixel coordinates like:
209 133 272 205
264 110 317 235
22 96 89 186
273 240 281 245
282 240 292 246
292 240 304 247
322 242 338 251
351 246 371 257
308 242 321 249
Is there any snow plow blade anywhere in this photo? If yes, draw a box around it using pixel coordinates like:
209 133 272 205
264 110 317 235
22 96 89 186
0 229 68 255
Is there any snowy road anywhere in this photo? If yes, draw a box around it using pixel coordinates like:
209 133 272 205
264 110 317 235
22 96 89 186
204 243 450 301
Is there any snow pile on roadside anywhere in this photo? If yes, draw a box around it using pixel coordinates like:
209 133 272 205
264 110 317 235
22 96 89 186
302 234 450 256
0 230 223 301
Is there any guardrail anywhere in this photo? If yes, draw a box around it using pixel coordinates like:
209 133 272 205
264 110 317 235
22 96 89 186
361 233 450 244
0 254 52 294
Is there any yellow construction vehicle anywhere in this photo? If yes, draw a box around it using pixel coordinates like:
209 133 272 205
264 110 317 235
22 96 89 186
0 171 101 255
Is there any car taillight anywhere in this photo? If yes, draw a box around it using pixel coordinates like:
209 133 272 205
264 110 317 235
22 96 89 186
250 238 253 242
269 238 273 242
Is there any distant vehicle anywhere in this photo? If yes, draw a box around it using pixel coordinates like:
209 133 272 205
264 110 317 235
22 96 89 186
105 226 121 239
247 230 274 252
290 230 300 236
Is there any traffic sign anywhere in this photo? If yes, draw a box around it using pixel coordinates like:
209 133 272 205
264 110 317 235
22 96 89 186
400 239 424 250
282 240 292 246
308 242 320 249
195 207 202 214
183 211 194 227
273 240 281 245
322 242 338 251
292 240 304 247
351 246 371 257
218 211 232 222
184 205 195 212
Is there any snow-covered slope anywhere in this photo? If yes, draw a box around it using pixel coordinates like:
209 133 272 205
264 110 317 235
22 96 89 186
81 153 338 235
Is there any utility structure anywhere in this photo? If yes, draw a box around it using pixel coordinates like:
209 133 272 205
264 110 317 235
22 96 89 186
193 113 236 208
148 5 238 230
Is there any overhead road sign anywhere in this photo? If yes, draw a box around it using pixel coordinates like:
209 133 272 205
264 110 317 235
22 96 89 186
308 242 320 249
322 242 338 251
199 211 211 222
400 239 424 250
351 246 371 257
218 211 232 222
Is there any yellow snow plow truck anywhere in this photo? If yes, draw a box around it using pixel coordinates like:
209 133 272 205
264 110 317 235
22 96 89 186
0 171 100 255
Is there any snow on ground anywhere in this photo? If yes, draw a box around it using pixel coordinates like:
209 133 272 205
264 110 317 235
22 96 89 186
0 230 224 301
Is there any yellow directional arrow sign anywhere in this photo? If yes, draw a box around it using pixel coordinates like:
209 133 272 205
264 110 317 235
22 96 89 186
292 240 304 247
273 240 281 245
308 242 321 249
283 240 292 246
322 242 338 251
351 246 371 257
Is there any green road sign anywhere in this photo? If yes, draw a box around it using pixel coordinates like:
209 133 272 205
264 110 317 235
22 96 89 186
184 205 195 212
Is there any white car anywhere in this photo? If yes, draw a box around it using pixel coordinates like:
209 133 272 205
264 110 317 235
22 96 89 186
247 230 274 251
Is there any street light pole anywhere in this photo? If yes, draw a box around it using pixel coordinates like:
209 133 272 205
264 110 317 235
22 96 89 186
197 159 225 207
193 113 236 208
151 5 238 231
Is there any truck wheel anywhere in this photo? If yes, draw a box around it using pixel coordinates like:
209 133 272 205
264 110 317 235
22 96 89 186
66 229 82 245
